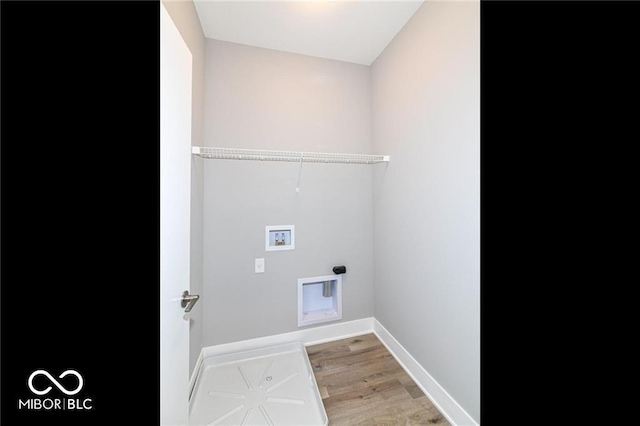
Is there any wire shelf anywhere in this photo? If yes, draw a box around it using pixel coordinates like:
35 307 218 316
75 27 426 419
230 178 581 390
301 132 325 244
191 147 390 164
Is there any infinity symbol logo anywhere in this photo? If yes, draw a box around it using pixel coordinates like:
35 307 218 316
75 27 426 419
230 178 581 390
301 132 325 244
28 370 84 396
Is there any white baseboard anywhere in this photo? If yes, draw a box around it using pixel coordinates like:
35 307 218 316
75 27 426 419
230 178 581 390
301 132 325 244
373 319 479 426
200 317 374 360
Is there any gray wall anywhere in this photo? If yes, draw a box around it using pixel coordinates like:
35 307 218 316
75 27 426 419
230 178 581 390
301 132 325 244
161 0 205 376
202 40 374 346
372 1 480 423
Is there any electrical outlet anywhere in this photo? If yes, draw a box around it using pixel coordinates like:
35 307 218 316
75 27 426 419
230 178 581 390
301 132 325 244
255 258 265 274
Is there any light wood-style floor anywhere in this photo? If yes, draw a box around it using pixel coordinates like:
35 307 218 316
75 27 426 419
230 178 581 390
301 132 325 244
306 333 450 425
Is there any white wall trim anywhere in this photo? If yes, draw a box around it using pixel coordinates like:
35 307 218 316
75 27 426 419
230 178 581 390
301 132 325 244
202 317 374 359
373 319 479 426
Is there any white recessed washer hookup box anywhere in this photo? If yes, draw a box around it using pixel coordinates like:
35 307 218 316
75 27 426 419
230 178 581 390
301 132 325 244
266 225 295 252
298 274 342 327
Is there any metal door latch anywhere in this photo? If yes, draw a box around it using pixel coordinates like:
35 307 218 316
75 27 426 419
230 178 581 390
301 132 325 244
181 290 200 313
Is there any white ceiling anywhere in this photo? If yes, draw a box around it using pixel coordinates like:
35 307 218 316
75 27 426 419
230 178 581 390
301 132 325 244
193 1 424 66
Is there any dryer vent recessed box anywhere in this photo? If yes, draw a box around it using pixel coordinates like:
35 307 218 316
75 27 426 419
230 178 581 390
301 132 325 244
297 274 342 327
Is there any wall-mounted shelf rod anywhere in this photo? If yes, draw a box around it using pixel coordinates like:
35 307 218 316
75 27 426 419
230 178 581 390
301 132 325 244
192 146 390 165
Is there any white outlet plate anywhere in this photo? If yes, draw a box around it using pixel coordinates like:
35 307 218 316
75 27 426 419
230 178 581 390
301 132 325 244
255 258 265 273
